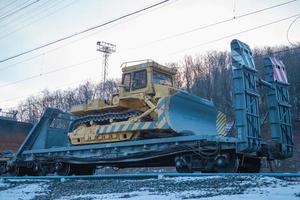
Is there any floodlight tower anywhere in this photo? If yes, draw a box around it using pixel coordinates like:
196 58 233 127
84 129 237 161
96 41 116 98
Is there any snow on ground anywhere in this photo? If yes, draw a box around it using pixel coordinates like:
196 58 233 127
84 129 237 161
0 181 8 188
57 176 300 200
0 176 300 200
162 176 224 182
0 181 48 200
200 177 300 200
57 182 300 200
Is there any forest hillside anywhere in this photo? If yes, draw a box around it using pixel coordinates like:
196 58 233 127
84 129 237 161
14 44 300 125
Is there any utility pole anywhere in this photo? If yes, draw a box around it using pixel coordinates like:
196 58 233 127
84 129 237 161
96 41 116 99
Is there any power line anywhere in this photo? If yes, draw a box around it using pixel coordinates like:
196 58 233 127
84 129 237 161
253 46 300 60
1 1 299 109
0 74 101 105
1 8 299 88
0 0 19 12
0 0 41 22
0 0 32 18
0 0 76 39
0 0 177 71
1 14 300 96
0 0 61 30
130 0 298 50
286 15 300 46
0 1 298 104
0 0 178 106
0 0 291 69
170 13 300 55
0 57 98 88
0 53 45 71
0 0 171 64
1 47 300 109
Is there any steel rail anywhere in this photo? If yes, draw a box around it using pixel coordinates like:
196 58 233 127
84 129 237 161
1 173 300 180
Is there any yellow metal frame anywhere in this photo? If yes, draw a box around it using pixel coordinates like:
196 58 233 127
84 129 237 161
69 61 178 145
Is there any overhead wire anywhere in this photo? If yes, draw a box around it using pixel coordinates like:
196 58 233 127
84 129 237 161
0 0 32 18
1 1 299 108
0 0 294 72
1 46 300 108
0 0 41 22
0 0 19 12
1 11 299 86
169 13 300 56
0 57 99 88
0 0 77 39
0 0 181 106
286 15 300 46
254 46 300 58
0 74 102 105
0 0 61 31
0 0 171 64
0 0 178 73
128 0 298 50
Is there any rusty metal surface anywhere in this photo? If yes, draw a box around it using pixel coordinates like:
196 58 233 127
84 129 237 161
0 119 32 152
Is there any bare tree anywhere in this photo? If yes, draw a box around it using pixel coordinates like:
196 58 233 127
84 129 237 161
13 44 300 123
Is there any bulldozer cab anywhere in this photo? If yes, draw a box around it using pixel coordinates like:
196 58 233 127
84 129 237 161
119 60 177 99
70 60 177 116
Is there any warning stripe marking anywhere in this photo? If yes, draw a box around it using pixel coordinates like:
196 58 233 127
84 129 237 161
271 57 288 84
97 98 171 134
216 111 227 136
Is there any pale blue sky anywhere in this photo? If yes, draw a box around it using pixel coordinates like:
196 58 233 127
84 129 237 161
0 0 299 109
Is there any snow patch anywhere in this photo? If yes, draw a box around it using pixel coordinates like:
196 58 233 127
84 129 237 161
0 183 48 200
199 177 300 200
163 175 223 182
58 191 178 200
58 176 300 200
0 182 9 188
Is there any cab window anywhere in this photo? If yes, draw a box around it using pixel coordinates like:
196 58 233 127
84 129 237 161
132 70 147 90
122 73 131 91
153 71 173 86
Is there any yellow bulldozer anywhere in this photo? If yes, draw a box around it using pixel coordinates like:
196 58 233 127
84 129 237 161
68 60 226 145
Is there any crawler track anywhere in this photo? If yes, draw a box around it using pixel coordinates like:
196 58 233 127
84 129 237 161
69 110 141 131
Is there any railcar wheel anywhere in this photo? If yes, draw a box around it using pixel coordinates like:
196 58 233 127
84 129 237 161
55 163 71 176
36 167 47 176
69 164 96 175
12 167 36 176
214 153 239 173
0 163 7 175
8 166 20 176
33 163 48 176
238 157 261 173
175 156 193 173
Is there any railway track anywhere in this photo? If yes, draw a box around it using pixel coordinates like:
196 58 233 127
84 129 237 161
1 172 300 180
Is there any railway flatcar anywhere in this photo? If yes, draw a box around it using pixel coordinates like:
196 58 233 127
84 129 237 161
2 40 294 176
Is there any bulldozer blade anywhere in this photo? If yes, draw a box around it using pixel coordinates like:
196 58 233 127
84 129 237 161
163 91 217 136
